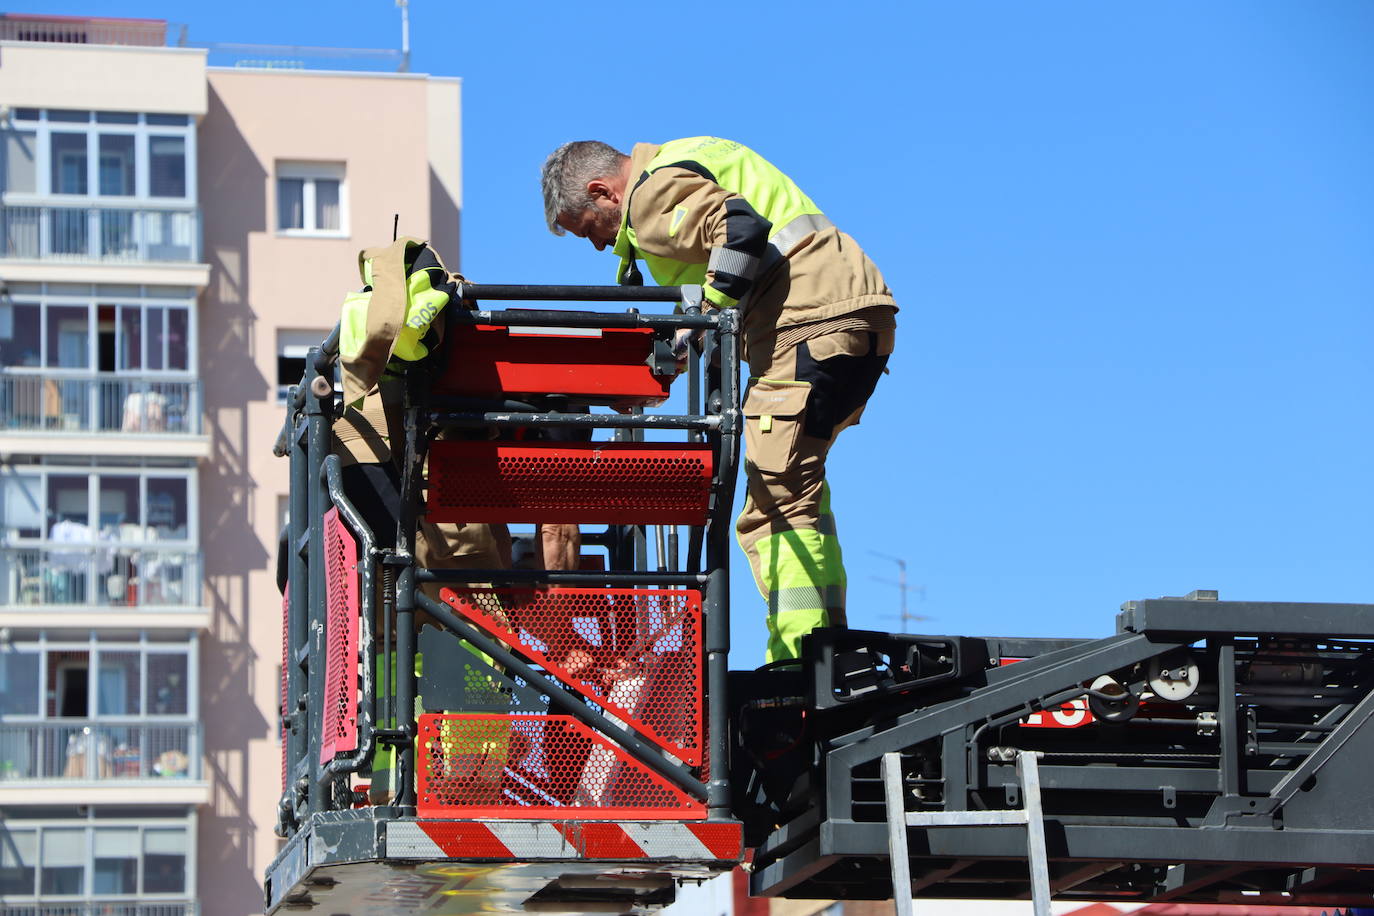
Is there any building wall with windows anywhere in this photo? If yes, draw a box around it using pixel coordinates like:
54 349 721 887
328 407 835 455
0 25 210 916
1 19 461 916
196 68 461 915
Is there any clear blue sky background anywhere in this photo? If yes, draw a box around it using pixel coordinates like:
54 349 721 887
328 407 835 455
33 0 1374 664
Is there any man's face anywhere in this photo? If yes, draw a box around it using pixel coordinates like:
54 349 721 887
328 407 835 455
558 200 622 251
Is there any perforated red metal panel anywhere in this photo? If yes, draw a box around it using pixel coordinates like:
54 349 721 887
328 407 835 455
320 507 360 765
434 323 672 407
426 440 713 525
441 587 703 765
416 714 705 819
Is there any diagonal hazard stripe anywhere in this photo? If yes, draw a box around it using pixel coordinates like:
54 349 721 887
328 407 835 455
564 822 647 859
488 821 578 858
622 822 710 859
688 823 744 860
390 820 742 862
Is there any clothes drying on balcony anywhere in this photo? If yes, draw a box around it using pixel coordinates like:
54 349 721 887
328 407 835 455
48 519 93 571
121 390 168 432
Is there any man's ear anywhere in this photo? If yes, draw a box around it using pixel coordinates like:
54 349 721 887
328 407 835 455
587 178 618 204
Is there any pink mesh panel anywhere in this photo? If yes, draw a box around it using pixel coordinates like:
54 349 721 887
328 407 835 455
320 507 360 765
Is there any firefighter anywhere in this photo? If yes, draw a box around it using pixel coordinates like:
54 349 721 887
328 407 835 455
541 137 897 663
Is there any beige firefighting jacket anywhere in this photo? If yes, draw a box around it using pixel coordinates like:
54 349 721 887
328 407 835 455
623 142 897 359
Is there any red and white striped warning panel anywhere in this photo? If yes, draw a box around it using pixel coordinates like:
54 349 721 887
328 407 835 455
387 820 742 862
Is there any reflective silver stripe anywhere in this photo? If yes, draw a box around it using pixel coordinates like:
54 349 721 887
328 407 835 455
769 213 835 256
769 585 846 614
707 246 760 280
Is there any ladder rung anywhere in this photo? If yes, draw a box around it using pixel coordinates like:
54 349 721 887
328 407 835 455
905 810 1029 827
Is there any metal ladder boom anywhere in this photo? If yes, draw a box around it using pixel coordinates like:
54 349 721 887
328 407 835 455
882 750 1051 916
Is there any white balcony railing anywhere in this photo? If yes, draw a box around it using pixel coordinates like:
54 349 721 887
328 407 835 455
1 373 201 436
0 205 200 264
0 902 198 916
0 546 200 609
0 721 201 782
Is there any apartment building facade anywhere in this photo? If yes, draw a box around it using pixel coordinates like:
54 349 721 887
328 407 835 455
0 14 461 915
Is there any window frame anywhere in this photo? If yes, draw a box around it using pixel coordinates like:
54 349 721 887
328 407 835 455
275 327 333 402
0 632 199 723
0 284 198 376
0 109 196 204
275 160 348 238
0 810 197 901
2 464 198 548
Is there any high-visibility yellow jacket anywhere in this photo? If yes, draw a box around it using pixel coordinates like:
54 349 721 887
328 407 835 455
614 138 895 358
338 237 461 407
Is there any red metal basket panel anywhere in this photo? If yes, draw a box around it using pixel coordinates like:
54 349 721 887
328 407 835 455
416 714 705 819
440 587 703 765
320 507 360 765
435 323 672 407
426 440 713 525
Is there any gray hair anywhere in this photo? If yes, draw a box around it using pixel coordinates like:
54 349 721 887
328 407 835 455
541 140 628 234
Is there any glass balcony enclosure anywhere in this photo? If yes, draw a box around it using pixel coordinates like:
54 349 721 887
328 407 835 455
0 466 198 610
0 811 195 907
1 109 198 265
1 286 200 438
0 635 200 784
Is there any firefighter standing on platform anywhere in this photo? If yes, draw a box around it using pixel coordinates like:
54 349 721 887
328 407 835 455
541 137 897 663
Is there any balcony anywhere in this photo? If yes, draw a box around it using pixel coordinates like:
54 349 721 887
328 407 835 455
0 546 205 629
0 721 201 782
2 373 201 436
0 904 198 916
0 205 200 265
0 373 207 459
0 14 175 47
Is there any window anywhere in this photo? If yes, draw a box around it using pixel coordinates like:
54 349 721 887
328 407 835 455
0 109 194 201
1 466 196 545
0 286 196 374
276 162 346 235
2 636 196 721
149 136 187 198
0 816 193 902
0 828 36 895
276 328 332 401
2 466 199 608
2 129 37 194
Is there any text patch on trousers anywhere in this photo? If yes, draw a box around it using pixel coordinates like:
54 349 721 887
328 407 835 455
742 379 812 474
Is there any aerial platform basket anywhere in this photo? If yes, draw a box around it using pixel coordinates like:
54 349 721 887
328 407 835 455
270 283 742 915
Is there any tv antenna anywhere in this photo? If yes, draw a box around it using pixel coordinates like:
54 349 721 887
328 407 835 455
869 551 928 633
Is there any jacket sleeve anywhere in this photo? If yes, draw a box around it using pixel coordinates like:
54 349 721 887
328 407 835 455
627 166 772 309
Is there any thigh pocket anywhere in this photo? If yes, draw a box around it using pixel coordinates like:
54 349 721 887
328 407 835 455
742 378 812 474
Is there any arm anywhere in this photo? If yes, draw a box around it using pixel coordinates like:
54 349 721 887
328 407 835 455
628 167 772 310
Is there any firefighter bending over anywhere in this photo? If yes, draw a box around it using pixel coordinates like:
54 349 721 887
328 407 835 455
541 137 897 662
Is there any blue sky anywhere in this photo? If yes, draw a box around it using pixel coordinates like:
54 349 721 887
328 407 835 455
31 1 1374 664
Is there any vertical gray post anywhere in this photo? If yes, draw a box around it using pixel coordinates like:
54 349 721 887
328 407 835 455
706 305 739 816
882 751 915 916
303 354 329 814
1017 751 1052 916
